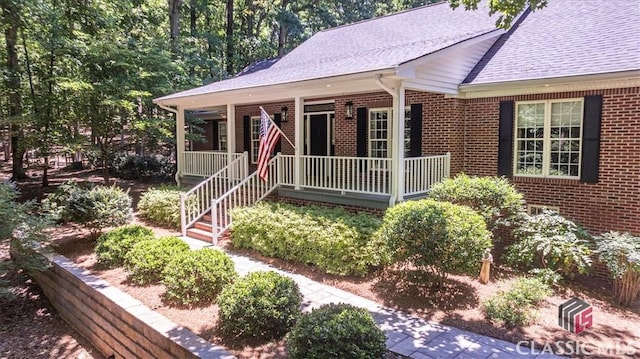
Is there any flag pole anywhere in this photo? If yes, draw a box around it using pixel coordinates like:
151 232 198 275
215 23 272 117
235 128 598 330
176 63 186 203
260 106 295 150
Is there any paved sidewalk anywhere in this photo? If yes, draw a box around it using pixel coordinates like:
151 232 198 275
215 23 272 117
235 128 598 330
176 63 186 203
184 238 559 359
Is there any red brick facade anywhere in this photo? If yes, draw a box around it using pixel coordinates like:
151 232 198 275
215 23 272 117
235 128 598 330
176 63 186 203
196 86 639 235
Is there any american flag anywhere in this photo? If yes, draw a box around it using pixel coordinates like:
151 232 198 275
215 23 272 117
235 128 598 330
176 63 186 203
257 108 281 182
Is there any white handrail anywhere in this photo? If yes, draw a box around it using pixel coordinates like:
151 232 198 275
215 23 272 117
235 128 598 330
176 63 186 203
180 152 248 235
404 153 451 196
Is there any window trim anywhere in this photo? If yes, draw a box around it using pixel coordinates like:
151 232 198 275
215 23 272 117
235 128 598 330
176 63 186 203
367 107 412 159
250 116 260 164
527 205 560 215
218 121 227 152
513 98 584 179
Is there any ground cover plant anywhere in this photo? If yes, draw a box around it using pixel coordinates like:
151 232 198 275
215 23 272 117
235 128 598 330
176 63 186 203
482 277 552 326
137 185 184 229
376 199 492 286
217 271 302 340
231 202 388 276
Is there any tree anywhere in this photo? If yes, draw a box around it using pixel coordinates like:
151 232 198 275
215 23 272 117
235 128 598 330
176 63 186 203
448 0 548 28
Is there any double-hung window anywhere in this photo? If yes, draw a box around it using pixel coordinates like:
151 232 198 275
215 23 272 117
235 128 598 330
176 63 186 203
514 99 583 178
218 121 227 152
368 107 412 159
250 116 261 163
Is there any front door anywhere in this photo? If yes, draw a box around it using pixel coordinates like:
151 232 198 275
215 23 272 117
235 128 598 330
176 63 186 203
304 110 335 186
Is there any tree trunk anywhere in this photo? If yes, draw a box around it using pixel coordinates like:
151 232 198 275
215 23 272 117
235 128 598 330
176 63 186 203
2 0 27 180
189 0 197 77
277 0 289 57
168 0 182 55
225 0 233 74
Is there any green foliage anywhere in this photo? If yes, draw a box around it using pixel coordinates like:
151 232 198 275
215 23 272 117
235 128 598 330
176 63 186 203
217 271 302 340
66 185 133 235
286 303 386 359
231 202 388 276
429 174 525 231
528 268 563 287
110 153 176 181
596 232 640 305
482 277 552 326
162 248 237 306
124 236 190 285
95 225 155 267
41 181 85 223
448 0 548 29
137 186 184 230
504 211 593 278
376 199 492 284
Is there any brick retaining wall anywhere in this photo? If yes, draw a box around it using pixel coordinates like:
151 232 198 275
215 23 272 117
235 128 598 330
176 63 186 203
31 251 233 359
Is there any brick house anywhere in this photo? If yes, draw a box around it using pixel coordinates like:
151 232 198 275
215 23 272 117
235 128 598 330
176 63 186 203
154 0 640 241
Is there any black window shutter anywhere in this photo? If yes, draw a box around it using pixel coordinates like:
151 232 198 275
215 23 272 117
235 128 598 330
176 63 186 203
356 107 368 157
212 121 219 150
243 115 251 152
581 95 603 183
273 113 282 153
498 101 514 177
410 103 423 157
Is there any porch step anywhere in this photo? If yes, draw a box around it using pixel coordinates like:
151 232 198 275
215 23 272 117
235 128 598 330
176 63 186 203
186 227 215 242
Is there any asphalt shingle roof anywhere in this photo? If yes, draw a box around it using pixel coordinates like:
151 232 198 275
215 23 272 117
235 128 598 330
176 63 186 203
156 1 498 101
465 0 640 84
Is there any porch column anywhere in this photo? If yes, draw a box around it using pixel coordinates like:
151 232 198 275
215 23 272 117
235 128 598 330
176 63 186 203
226 103 236 156
294 96 303 190
175 105 186 185
393 86 406 202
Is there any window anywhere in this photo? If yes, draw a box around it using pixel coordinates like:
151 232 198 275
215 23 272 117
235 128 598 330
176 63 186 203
250 116 260 163
528 205 560 215
514 99 583 178
368 107 412 159
218 121 227 152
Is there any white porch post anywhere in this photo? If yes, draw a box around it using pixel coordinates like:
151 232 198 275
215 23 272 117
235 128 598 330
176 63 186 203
175 106 186 185
394 86 406 202
226 103 236 156
294 96 303 190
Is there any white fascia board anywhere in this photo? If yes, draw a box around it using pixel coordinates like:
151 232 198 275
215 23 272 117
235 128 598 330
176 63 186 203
154 70 395 110
395 30 504 79
457 70 640 99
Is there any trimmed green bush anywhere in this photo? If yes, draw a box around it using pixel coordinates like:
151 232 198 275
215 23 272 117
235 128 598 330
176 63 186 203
41 181 84 223
596 231 640 305
504 211 593 278
286 303 386 359
231 202 388 276
482 277 552 326
429 174 525 230
96 225 155 267
162 248 237 305
376 199 492 285
67 185 133 236
137 186 184 229
217 271 302 340
124 236 190 285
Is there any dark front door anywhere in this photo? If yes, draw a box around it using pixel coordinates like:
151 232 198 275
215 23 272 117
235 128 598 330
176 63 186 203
309 114 328 156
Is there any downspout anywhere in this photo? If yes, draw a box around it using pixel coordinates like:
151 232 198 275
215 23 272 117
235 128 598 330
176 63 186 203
375 75 399 207
156 102 182 185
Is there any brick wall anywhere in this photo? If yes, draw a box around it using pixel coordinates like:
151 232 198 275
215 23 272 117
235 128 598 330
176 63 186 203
464 87 640 235
235 101 296 156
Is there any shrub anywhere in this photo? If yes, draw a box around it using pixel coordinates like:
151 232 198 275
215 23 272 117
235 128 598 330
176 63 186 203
124 236 190 285
596 232 640 306
110 152 175 181
482 277 552 326
286 303 386 359
162 248 237 305
41 181 84 223
96 225 155 267
376 199 492 285
67 185 133 236
137 186 184 229
528 268 563 287
231 202 388 276
217 271 302 340
429 174 525 231
504 211 593 278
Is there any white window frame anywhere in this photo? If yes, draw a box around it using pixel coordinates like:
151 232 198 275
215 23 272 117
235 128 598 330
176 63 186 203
250 116 260 164
218 121 227 152
513 98 584 179
528 205 560 215
368 107 411 159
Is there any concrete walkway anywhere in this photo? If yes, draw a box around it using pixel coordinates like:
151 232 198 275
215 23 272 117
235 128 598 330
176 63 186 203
184 237 559 359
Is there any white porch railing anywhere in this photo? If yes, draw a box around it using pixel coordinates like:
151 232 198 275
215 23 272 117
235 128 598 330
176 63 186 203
210 155 280 244
180 152 248 235
182 151 244 177
404 153 451 196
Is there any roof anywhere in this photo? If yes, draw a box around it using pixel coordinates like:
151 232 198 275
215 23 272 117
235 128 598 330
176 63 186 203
465 0 640 84
155 1 499 102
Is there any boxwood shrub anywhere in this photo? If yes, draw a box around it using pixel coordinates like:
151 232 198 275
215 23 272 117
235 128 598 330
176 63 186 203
162 248 237 306
96 225 155 267
67 185 133 236
376 199 492 285
230 202 388 276
137 186 185 229
124 236 190 285
217 271 302 340
286 303 386 359
429 174 525 230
